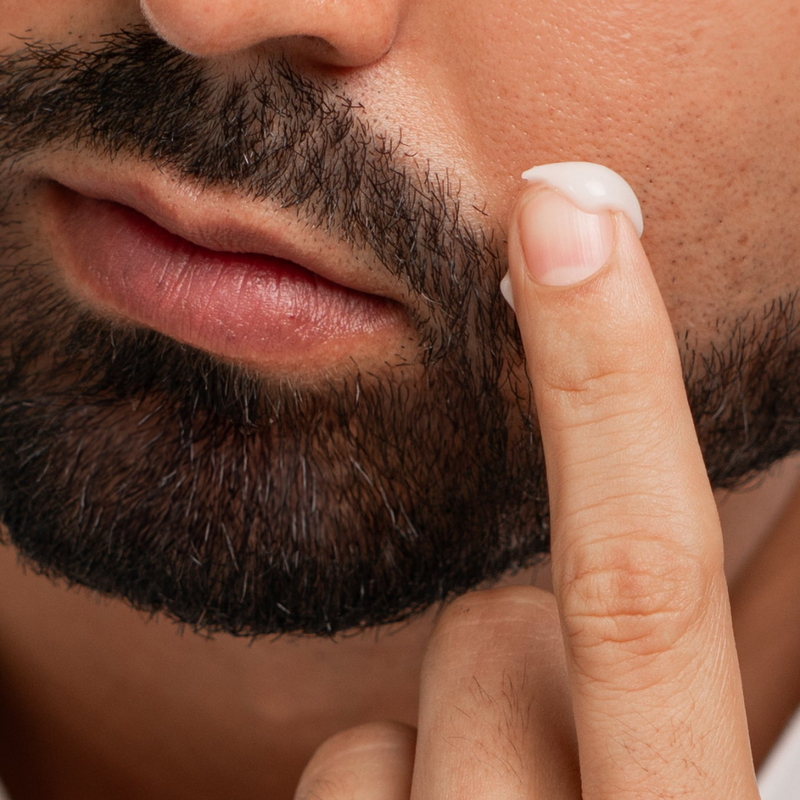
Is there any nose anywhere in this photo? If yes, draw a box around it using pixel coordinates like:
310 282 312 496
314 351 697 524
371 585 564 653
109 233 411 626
140 0 403 67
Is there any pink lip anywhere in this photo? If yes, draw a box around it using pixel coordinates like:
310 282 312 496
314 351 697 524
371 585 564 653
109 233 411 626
43 183 408 369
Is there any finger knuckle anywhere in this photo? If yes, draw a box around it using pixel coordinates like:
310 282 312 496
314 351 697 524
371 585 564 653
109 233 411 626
295 722 415 800
295 773 351 800
540 361 633 403
557 532 714 674
431 586 559 655
309 722 415 766
539 367 669 452
534 304 673 407
537 333 651 411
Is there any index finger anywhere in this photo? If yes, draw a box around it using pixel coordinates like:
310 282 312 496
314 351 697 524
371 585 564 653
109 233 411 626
504 164 759 799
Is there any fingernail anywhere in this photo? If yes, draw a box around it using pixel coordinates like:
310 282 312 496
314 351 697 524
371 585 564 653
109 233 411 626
519 190 615 286
521 162 643 237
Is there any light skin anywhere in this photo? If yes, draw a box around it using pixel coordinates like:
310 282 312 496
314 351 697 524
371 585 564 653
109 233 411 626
1 1 800 798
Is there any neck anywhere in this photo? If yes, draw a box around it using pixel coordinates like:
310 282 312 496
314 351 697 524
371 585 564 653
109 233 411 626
0 548 433 800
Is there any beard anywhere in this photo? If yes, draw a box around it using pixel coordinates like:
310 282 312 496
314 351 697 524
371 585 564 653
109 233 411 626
0 29 799 637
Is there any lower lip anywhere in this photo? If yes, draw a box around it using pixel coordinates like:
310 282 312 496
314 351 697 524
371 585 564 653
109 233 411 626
45 185 402 367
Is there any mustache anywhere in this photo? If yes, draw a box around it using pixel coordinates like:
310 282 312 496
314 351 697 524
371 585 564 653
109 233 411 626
0 27 509 360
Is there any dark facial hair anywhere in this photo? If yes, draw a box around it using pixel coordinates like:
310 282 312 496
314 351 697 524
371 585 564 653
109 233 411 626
0 29 799 637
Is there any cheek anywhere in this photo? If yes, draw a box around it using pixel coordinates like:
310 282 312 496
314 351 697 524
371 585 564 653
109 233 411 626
401 0 800 338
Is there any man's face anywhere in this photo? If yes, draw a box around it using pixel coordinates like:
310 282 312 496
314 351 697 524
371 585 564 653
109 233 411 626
1 0 799 636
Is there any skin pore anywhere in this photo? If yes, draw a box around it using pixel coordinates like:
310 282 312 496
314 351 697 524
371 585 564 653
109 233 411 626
0 0 800 798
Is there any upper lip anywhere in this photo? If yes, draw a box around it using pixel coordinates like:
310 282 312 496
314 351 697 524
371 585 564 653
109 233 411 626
36 156 404 302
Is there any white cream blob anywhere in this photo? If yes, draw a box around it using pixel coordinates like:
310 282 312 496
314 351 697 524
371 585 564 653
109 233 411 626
521 162 644 237
500 162 644 311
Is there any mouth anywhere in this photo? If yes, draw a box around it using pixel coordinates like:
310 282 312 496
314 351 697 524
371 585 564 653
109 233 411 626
40 175 413 373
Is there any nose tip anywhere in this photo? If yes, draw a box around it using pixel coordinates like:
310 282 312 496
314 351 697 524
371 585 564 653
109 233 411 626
140 0 401 67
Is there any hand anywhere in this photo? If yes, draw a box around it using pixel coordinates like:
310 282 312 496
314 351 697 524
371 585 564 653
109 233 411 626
294 175 762 800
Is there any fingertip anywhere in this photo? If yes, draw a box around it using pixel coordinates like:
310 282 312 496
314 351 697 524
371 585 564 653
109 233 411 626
520 162 643 238
502 162 646 318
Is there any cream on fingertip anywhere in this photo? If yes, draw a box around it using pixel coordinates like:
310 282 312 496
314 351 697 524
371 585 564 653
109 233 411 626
521 162 643 238
500 273 515 312
500 162 643 309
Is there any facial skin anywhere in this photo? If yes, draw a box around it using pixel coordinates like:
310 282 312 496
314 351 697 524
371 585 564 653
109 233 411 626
0 0 800 798
2 0 800 640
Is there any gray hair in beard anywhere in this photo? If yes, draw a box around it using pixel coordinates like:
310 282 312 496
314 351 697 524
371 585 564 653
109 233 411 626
0 29 797 636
